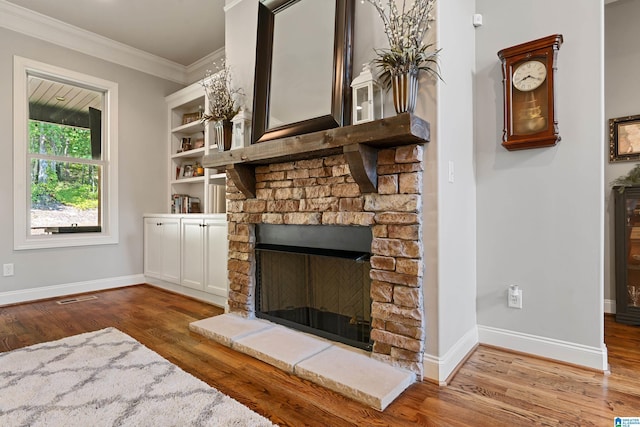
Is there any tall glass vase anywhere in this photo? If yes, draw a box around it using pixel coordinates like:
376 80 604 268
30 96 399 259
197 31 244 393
391 70 419 114
214 119 233 151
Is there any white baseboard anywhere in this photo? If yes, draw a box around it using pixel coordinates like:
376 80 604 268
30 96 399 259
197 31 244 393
0 274 145 306
145 277 227 309
478 324 608 371
605 299 615 314
423 326 478 384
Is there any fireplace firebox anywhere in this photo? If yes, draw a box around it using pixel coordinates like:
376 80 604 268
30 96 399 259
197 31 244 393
255 224 373 350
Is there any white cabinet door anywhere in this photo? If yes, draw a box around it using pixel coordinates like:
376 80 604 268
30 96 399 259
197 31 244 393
144 218 163 279
144 217 180 284
204 217 228 297
161 218 181 283
181 218 204 290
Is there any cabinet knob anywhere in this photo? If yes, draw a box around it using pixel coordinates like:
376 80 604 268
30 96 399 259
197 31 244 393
156 222 162 226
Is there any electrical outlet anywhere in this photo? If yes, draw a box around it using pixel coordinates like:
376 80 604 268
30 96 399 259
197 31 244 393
508 285 522 309
3 263 14 277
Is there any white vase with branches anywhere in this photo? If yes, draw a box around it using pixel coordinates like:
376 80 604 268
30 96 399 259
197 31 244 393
201 60 242 150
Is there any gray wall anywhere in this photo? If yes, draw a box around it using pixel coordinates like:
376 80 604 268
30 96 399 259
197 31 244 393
0 27 182 295
604 0 640 307
432 0 477 371
475 0 604 349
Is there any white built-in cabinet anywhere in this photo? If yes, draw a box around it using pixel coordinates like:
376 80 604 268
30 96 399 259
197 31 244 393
142 82 229 308
144 214 228 308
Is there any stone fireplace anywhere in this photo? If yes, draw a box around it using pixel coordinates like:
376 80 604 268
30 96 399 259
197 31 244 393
224 144 425 377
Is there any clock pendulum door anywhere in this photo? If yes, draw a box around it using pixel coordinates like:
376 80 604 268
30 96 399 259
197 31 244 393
514 90 546 134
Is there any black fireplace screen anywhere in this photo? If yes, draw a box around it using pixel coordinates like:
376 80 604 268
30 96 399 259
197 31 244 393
255 225 372 351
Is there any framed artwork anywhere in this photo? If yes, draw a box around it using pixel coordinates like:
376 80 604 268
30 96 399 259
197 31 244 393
182 112 201 125
610 115 640 162
182 164 194 178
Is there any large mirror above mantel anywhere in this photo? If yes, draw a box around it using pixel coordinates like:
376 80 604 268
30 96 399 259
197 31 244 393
251 0 354 144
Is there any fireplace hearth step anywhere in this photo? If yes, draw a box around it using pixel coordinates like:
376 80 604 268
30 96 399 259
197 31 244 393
233 325 333 372
190 313 416 410
295 346 416 410
189 314 273 346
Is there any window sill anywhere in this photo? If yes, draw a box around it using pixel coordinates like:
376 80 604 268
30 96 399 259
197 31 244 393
15 232 117 250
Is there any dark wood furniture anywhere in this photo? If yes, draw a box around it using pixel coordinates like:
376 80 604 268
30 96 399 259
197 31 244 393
614 185 640 324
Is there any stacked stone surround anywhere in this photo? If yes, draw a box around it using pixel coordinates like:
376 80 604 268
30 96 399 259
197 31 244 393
225 144 425 377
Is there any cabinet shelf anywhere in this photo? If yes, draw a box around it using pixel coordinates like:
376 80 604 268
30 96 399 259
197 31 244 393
209 172 226 180
171 176 205 185
172 120 204 135
171 147 205 160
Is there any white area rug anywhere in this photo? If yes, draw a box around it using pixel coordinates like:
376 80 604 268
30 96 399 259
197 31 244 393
0 328 276 426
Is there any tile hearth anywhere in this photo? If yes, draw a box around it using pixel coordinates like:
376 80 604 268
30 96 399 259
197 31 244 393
190 314 415 410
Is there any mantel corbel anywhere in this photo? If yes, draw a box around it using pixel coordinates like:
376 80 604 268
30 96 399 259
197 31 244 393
227 164 256 199
343 143 378 193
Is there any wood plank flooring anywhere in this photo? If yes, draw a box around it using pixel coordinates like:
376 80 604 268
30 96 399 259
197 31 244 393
1 284 639 426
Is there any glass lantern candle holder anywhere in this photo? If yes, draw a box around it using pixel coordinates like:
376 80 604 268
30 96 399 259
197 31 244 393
231 108 252 150
350 63 384 124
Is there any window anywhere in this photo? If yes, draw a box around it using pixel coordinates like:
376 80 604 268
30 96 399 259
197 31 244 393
14 56 118 249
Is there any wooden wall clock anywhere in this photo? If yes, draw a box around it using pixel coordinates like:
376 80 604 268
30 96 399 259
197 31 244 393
498 34 563 151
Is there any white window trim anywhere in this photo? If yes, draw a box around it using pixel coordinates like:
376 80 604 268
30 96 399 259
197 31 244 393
13 56 119 250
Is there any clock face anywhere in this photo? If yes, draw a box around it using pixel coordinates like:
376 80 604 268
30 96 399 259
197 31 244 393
512 60 547 92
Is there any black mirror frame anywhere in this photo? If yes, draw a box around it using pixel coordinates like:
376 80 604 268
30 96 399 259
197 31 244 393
251 0 354 144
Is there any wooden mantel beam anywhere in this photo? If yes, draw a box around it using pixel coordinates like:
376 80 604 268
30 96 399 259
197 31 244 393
204 113 430 198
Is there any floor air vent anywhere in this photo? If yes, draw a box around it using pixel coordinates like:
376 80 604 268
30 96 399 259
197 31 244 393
56 295 98 305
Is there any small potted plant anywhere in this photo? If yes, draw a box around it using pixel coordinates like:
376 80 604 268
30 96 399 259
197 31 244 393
363 0 442 114
612 164 640 193
201 60 242 151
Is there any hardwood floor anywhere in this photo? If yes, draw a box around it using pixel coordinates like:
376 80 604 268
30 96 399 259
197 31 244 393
1 284 639 426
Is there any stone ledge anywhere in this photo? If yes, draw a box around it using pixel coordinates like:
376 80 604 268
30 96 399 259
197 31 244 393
233 325 332 373
295 345 415 411
189 314 273 347
189 313 415 411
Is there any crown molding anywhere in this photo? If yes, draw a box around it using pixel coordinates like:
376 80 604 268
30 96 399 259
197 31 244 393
224 0 244 13
185 47 226 85
0 0 189 84
187 47 226 75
